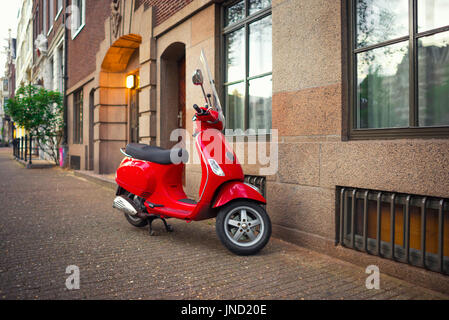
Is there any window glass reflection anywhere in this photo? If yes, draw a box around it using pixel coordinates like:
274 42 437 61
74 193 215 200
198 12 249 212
356 0 408 48
418 0 449 32
249 0 271 15
249 15 272 77
249 76 272 131
225 1 245 26
356 41 410 128
418 32 449 126
226 28 245 82
226 83 246 130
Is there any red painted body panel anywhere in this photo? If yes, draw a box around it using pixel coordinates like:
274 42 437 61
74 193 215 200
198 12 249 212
115 106 257 221
190 127 244 220
212 181 266 208
115 158 158 197
116 158 195 219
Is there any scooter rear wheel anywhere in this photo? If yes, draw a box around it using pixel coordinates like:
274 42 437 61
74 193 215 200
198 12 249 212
216 200 271 255
124 212 148 228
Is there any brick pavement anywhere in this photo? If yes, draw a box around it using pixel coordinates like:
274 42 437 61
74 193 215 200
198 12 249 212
0 148 447 300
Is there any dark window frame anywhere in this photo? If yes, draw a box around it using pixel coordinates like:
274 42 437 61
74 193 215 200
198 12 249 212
43 0 47 35
73 89 83 144
347 0 449 140
48 0 54 32
221 0 272 134
71 0 86 38
33 5 40 63
57 0 63 14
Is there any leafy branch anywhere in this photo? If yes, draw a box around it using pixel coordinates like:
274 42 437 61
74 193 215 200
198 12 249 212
4 84 64 165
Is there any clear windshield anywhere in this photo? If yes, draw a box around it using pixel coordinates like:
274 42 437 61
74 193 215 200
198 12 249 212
199 50 226 127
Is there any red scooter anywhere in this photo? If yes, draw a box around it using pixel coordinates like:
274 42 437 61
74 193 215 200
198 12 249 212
113 51 271 255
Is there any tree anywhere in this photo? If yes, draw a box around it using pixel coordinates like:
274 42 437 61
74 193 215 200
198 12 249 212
4 84 64 164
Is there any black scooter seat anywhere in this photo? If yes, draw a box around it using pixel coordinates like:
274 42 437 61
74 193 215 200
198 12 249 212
125 143 188 165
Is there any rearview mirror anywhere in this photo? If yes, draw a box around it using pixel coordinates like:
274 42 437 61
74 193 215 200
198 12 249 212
192 69 203 86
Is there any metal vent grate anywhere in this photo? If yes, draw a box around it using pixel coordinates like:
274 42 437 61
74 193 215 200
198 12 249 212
337 187 449 275
70 155 81 170
244 175 266 198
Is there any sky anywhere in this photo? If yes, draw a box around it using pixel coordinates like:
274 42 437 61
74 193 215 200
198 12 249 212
0 0 21 77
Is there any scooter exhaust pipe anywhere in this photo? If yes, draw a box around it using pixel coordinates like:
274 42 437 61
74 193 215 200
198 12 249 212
112 195 139 216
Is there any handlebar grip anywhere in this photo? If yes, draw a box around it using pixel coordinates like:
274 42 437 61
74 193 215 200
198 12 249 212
193 104 202 113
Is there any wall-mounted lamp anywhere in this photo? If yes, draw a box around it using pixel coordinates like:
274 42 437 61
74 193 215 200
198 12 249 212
126 74 136 89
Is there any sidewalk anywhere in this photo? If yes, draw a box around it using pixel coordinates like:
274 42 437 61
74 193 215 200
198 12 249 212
16 158 56 169
74 170 116 189
8 148 56 169
0 148 447 299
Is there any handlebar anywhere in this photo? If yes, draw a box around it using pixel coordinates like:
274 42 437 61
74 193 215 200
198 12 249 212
193 104 209 116
193 104 202 114
192 103 222 127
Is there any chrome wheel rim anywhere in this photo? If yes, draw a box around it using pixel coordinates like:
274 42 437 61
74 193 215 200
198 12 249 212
224 206 264 247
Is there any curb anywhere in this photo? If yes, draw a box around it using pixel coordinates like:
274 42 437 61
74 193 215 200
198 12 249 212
14 158 56 169
74 170 117 191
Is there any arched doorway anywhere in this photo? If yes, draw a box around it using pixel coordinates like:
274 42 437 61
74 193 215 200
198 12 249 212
90 0 156 174
95 34 142 174
160 42 186 149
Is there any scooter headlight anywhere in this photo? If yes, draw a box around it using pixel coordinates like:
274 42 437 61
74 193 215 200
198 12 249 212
208 159 225 176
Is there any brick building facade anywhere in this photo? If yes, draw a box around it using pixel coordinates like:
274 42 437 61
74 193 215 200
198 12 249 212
136 0 194 26
60 0 449 294
67 0 111 89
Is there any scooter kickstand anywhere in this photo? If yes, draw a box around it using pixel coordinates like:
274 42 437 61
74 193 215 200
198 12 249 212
148 216 157 236
161 218 174 233
147 216 173 236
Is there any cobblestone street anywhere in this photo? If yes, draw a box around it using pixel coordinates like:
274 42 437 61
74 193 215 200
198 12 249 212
0 148 447 300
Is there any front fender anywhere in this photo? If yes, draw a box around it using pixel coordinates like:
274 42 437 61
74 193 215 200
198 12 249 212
212 181 266 208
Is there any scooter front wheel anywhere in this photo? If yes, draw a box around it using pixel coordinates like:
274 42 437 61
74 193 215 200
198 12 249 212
216 200 271 255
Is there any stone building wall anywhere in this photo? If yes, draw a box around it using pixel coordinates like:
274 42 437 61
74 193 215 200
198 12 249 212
269 0 449 291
